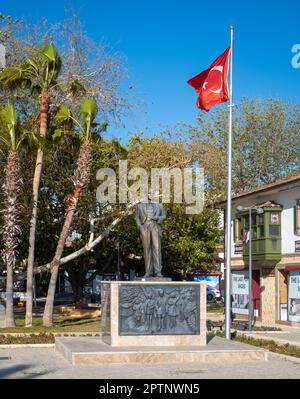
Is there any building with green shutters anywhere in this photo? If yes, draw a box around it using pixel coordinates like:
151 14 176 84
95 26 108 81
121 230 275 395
217 173 300 327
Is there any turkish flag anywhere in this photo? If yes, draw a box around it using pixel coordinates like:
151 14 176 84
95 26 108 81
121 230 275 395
187 46 231 111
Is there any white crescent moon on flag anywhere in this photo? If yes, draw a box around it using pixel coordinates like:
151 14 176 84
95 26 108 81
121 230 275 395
202 65 223 93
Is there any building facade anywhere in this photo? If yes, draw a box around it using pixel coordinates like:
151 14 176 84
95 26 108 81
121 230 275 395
218 173 300 326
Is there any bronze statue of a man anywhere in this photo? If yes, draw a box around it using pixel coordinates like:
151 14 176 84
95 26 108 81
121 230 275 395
135 192 166 278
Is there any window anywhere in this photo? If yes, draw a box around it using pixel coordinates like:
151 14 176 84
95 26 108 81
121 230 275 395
270 213 280 225
252 214 257 239
294 200 300 236
269 212 280 237
241 215 249 241
258 214 264 238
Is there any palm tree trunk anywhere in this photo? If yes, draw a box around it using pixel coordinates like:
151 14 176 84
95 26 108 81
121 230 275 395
42 141 92 326
25 89 49 327
3 151 22 328
42 186 82 326
5 254 15 327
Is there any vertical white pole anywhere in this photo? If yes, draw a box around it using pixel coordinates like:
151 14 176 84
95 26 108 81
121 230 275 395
0 44 6 68
225 24 234 340
248 208 253 331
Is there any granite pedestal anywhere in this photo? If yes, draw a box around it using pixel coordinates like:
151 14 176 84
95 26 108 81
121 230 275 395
55 281 268 365
101 281 207 347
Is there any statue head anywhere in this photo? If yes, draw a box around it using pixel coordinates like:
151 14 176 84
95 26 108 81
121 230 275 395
147 189 159 202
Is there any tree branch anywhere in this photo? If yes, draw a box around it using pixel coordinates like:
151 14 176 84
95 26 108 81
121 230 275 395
16 204 135 281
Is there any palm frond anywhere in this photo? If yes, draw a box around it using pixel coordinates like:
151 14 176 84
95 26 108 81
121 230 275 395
40 42 62 85
81 97 98 123
0 42 62 93
40 42 59 63
0 66 25 86
15 132 28 150
0 135 9 147
25 57 39 78
1 100 18 128
54 105 82 134
55 105 72 122
81 97 98 140
0 101 19 151
30 131 47 150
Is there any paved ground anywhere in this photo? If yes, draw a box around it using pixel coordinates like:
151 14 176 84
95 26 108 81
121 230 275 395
1 314 300 379
0 346 300 379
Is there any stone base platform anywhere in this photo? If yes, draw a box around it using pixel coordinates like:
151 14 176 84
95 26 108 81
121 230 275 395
55 336 268 365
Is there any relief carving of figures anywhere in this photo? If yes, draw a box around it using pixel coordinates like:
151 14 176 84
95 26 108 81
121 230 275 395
119 284 199 335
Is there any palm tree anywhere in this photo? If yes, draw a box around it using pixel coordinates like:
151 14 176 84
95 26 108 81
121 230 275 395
0 43 62 326
0 101 23 327
42 97 98 326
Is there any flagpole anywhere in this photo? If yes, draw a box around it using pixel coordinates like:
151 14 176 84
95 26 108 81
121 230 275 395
225 24 234 340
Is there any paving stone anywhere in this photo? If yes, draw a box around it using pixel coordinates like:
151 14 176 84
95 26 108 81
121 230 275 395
0 346 300 379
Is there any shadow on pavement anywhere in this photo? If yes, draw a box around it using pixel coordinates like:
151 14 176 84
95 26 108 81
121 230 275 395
0 363 56 379
0 364 32 379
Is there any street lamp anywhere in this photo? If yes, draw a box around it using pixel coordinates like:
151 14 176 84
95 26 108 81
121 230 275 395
236 205 264 331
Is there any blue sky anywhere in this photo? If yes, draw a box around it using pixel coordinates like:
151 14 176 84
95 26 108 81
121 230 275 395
2 0 300 142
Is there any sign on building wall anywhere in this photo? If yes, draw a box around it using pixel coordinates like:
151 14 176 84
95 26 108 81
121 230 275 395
234 243 243 255
295 241 300 253
231 271 249 315
288 271 300 323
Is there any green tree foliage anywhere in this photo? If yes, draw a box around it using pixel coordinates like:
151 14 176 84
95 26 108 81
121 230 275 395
0 13 227 312
93 133 222 276
162 205 221 272
110 204 221 275
189 98 300 202
0 13 131 321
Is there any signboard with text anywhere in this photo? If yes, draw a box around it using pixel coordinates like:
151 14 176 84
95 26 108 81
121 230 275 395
288 270 300 323
231 271 249 315
234 243 243 255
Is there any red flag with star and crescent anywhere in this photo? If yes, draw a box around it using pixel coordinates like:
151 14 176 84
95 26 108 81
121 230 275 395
187 46 231 112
